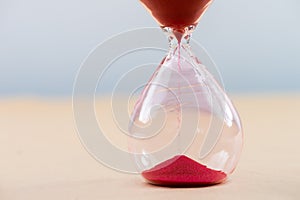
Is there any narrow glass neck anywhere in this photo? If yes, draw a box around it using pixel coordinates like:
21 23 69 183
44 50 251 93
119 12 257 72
162 25 196 50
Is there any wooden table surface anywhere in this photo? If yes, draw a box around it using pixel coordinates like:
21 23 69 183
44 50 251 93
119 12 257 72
0 95 299 200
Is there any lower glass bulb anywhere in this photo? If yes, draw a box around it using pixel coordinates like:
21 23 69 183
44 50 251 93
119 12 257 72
128 27 243 186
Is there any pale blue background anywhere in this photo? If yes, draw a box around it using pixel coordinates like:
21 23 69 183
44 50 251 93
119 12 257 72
1 0 299 96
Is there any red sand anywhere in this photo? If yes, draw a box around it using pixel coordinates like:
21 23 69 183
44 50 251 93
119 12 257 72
142 155 227 186
140 0 212 31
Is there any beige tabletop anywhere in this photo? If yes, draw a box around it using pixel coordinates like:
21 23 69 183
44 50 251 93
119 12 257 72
0 95 299 200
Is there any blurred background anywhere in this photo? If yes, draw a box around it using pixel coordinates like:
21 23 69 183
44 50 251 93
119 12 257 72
1 1 300 199
1 0 299 97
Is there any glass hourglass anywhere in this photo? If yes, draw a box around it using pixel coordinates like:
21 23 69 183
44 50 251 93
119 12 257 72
128 0 243 186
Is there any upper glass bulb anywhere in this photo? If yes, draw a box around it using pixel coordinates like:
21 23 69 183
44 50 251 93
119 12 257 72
140 0 213 31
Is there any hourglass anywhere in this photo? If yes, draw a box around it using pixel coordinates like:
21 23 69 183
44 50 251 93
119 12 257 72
128 0 243 186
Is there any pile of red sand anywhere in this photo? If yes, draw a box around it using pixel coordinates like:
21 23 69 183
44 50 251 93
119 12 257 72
142 155 227 186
